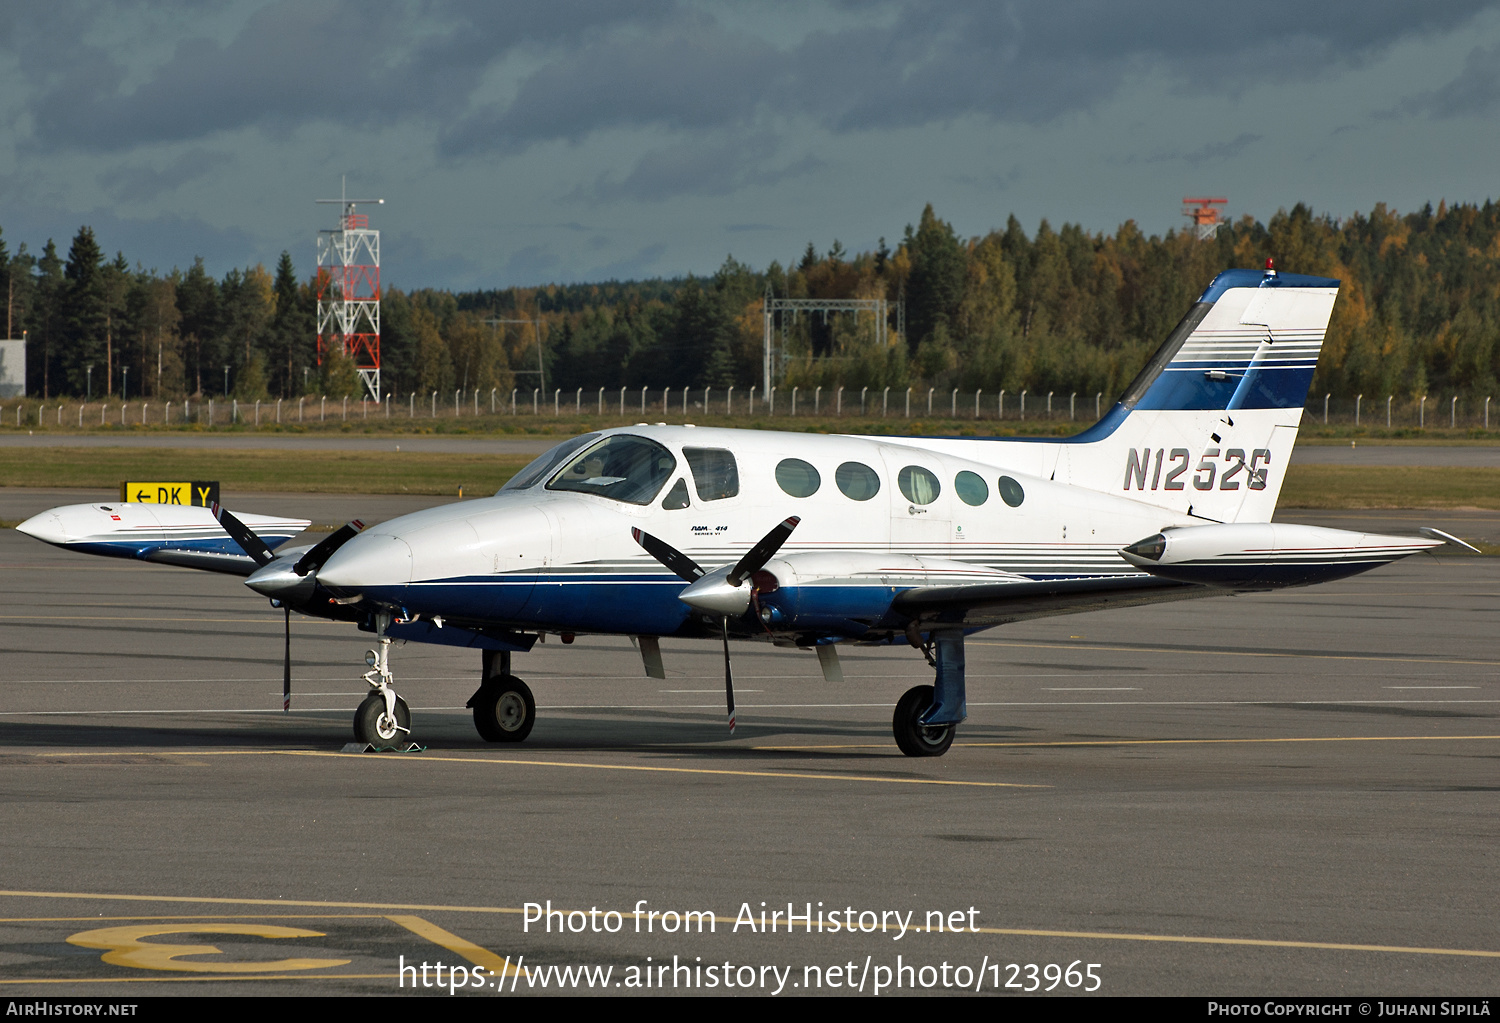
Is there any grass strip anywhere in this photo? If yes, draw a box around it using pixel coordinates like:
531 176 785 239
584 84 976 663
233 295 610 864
0 447 1498 510
0 447 533 496
1279 464 1500 510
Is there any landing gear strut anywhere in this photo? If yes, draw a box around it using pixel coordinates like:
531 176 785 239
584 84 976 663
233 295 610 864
468 650 537 743
352 613 413 745
893 629 966 757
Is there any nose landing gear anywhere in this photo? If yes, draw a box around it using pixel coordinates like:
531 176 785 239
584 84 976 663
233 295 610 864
353 613 412 745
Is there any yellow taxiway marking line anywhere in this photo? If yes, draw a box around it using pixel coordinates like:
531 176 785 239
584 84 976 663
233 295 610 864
965 928 1500 958
30 748 1041 788
755 734 1500 751
0 915 399 922
278 750 1042 788
0 889 529 914
973 638 1500 668
1 891 1496 961
387 915 520 977
2 616 287 624
0 974 397 985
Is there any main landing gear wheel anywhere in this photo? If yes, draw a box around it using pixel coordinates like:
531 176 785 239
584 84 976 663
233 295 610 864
893 684 955 758
354 693 411 745
472 676 536 743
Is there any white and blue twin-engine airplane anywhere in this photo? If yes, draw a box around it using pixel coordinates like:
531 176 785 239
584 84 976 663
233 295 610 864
17 266 1476 756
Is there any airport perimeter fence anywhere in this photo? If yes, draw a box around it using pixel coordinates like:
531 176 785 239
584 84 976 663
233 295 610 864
0 387 1496 431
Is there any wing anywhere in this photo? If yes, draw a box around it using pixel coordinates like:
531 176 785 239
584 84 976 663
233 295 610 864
892 521 1471 630
892 574 1202 629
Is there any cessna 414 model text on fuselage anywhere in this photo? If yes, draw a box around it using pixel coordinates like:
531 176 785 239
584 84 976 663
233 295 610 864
16 266 1477 756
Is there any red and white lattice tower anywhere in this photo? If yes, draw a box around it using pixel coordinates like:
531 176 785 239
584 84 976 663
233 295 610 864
1182 197 1227 241
316 185 384 400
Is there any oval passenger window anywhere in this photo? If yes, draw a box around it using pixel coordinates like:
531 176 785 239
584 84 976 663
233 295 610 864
998 476 1025 507
898 466 941 505
834 459 876 501
954 471 988 506
835 461 881 501
775 458 821 498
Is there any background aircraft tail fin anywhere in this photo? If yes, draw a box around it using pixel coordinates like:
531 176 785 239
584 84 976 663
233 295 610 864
1063 266 1340 523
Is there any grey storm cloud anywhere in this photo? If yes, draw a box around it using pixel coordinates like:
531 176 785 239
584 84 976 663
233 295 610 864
16 0 677 152
105 150 234 203
14 1 1491 157
585 134 824 203
441 17 781 154
1405 40 1500 118
443 0 1499 154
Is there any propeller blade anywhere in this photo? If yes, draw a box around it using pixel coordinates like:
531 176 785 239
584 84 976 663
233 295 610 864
727 515 800 587
722 617 736 733
211 503 275 567
283 605 291 712
631 527 705 583
294 519 366 577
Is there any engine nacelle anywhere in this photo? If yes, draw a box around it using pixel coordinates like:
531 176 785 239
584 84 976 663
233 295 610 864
751 552 1023 636
1119 523 1441 589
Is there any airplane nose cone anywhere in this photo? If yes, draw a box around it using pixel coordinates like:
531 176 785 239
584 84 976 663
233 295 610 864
15 511 67 544
316 532 414 595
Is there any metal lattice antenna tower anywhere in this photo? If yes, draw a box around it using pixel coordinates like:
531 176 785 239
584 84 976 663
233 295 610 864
1183 197 1227 241
316 178 385 401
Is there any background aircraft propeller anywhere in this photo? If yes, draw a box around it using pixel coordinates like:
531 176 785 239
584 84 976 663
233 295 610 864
213 506 366 713
211 502 274 567
632 516 801 732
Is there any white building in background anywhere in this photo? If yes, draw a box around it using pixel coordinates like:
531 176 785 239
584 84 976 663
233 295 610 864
0 339 23 398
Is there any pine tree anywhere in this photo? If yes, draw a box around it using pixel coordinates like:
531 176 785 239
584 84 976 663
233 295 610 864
61 226 106 396
905 204 965 352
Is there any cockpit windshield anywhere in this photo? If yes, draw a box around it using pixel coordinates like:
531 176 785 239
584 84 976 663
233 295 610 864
499 433 602 493
545 435 677 505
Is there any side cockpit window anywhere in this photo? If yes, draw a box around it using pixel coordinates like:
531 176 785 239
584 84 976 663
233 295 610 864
546 435 677 505
661 478 691 509
683 447 739 501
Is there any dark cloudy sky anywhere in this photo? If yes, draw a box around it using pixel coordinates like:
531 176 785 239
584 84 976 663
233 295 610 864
4 1 1500 289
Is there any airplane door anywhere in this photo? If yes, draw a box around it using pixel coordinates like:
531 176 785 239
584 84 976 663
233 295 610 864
880 452 951 556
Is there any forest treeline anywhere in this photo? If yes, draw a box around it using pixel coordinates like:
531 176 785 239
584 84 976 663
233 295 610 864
3 198 1498 404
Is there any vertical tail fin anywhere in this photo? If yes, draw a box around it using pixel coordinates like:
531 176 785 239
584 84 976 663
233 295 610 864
1066 267 1339 523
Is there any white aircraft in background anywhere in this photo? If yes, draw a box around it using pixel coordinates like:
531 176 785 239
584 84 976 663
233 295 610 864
17 266 1476 756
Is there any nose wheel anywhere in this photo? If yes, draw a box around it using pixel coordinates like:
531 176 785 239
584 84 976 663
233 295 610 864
355 692 411 744
351 616 414 746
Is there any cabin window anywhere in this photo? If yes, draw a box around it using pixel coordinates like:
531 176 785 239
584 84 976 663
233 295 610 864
898 465 941 505
775 458 821 498
500 432 602 492
954 471 988 506
684 447 739 501
835 461 881 501
998 476 1025 507
661 478 691 509
546 434 677 505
